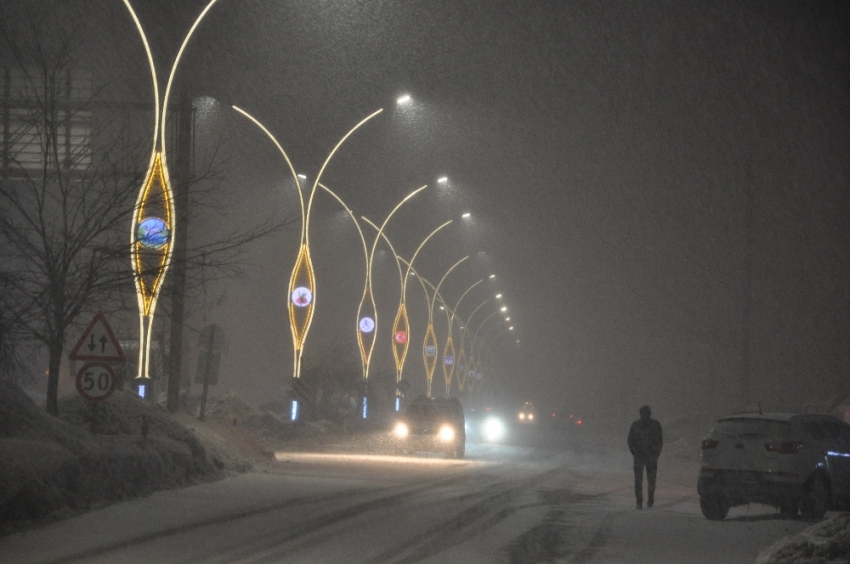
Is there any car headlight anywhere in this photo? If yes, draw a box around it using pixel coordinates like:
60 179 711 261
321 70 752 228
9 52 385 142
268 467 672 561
483 417 505 442
528 413 534 421
438 424 455 442
518 413 526 420
393 422 409 438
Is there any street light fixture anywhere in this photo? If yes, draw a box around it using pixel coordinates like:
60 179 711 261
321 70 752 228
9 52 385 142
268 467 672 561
437 177 448 184
122 0 220 395
231 105 384 419
397 94 411 104
462 212 471 218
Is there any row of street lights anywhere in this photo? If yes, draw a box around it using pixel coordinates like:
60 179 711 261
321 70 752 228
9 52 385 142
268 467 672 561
120 0 518 412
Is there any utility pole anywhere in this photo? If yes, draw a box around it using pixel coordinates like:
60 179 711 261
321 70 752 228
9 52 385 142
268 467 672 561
167 94 193 412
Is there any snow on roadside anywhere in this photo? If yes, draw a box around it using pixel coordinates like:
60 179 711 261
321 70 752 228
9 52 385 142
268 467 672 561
756 513 850 564
0 382 225 534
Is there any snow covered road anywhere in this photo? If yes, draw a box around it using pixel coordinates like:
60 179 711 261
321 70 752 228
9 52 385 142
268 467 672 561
0 426 815 563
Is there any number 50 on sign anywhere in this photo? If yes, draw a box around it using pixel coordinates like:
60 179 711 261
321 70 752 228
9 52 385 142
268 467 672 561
75 362 117 402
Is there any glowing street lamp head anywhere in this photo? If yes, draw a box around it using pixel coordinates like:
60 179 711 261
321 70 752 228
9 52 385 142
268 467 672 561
437 176 448 184
501 306 507 312
489 274 496 279
509 326 514 330
297 173 307 180
397 94 411 104
462 212 471 218
495 293 502 299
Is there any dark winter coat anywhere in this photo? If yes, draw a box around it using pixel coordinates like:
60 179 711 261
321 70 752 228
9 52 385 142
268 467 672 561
628 417 663 459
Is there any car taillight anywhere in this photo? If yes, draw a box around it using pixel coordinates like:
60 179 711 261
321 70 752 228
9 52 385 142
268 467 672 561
701 439 719 450
764 441 804 454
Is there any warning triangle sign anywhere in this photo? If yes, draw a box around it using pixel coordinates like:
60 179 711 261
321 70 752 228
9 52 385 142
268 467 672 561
69 312 126 362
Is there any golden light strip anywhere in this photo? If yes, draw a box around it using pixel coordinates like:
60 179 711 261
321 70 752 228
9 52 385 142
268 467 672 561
123 0 218 381
318 184 372 381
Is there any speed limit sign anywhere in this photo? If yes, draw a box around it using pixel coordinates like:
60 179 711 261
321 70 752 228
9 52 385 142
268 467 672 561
75 361 116 402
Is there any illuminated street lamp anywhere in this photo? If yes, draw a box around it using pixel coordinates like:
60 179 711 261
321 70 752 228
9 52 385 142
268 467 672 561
455 297 491 392
318 184 423 418
122 0 220 397
420 256 468 398
442 279 484 396
231 107 384 419
365 220 453 403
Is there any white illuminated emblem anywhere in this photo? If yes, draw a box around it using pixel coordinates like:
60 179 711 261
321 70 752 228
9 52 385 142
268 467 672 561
424 345 437 357
291 287 313 308
444 355 454 365
359 317 375 333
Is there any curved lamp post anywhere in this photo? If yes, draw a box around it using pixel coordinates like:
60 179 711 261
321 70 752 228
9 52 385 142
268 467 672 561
443 279 483 396
399 261 458 398
364 219 453 403
421 256 468 397
122 0 220 396
320 184 426 418
231 106 383 419
456 298 491 392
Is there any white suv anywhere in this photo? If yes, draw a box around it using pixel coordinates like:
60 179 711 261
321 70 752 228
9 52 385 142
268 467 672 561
697 413 850 520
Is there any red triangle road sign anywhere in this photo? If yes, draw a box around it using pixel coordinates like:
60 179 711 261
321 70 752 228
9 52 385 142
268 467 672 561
68 312 126 362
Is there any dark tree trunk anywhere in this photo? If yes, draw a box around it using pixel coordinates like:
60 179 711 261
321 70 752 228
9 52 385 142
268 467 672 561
46 338 63 416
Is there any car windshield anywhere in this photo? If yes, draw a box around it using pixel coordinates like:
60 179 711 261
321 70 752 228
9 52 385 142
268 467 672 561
714 418 792 438
406 403 451 420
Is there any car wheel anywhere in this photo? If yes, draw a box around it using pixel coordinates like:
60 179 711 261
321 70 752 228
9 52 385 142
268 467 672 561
699 490 730 521
800 475 829 521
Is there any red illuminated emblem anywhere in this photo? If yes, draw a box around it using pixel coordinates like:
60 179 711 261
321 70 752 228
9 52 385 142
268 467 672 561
394 331 408 344
291 287 313 308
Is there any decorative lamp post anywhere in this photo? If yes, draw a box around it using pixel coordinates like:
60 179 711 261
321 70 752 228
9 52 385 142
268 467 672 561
231 106 383 419
443 280 483 396
421 257 468 397
366 221 453 405
122 0 220 397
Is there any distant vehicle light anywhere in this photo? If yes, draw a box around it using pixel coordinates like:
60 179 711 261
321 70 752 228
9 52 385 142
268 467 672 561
394 422 409 438
528 414 534 421
576 419 582 425
438 425 455 442
518 413 526 420
483 417 505 442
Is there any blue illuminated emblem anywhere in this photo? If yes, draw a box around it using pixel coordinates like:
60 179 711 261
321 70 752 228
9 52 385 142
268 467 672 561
137 217 170 249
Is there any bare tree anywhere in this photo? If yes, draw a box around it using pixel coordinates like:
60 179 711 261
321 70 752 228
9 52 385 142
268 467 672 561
0 8 294 414
0 16 146 413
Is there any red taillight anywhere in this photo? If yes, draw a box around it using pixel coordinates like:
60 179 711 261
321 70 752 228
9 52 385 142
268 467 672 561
764 441 804 454
701 439 719 450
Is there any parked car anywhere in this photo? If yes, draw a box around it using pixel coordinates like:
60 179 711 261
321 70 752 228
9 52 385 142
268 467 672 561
392 396 466 458
697 413 850 520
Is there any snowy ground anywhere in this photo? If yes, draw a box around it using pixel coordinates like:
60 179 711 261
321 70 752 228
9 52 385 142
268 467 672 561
2 386 848 563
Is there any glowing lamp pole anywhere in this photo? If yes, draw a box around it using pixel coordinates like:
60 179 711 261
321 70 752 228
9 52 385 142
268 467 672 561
456 298 491 392
122 0 219 397
365 220 453 406
232 106 383 420
421 257 468 398
443 279 483 397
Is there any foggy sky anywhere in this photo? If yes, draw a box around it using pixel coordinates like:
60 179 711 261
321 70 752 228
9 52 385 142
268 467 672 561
9 0 850 424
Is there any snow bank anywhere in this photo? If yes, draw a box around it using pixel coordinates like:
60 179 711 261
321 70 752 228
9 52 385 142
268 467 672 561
0 382 224 533
756 513 850 564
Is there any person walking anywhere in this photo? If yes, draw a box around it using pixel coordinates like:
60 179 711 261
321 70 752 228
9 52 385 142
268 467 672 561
627 405 663 509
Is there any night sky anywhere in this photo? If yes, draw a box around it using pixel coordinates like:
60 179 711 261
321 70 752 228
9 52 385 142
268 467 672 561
10 1 850 424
